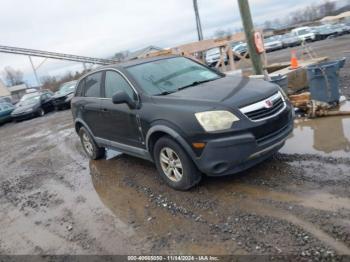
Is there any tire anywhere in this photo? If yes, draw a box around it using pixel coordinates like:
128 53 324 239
153 136 201 191
38 108 45 117
78 127 105 160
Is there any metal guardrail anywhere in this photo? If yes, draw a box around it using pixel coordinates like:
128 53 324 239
0 45 118 65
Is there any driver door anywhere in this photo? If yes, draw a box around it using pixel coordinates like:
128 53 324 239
99 70 142 148
41 93 53 111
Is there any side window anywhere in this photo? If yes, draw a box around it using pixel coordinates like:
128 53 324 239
75 79 85 97
104 71 135 99
84 72 102 97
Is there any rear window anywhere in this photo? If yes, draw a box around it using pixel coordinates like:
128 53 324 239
83 72 102 97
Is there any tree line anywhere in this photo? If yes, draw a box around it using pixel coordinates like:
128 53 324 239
263 0 339 29
1 66 90 92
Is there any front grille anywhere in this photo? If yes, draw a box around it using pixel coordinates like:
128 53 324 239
240 92 286 121
256 122 290 145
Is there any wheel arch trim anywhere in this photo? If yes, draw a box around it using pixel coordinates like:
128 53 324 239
74 118 94 137
145 125 197 161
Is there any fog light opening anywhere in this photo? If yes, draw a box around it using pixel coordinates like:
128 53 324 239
213 162 229 173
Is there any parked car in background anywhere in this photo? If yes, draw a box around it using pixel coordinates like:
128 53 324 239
313 25 337 40
332 23 350 35
205 48 227 67
53 80 77 110
264 36 283 52
291 27 316 42
0 102 14 124
71 55 293 190
11 92 54 121
231 42 248 60
281 33 302 47
0 96 12 104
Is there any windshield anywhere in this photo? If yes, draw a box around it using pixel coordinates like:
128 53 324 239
20 95 40 106
205 48 220 57
231 41 243 48
265 37 277 43
126 57 222 96
57 82 76 94
20 93 39 102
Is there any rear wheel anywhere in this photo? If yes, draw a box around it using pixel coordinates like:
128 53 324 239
153 136 201 190
79 127 105 160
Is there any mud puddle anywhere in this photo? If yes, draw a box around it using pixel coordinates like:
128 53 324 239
282 102 350 157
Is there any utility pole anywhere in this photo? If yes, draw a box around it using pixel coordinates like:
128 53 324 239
238 0 263 75
193 0 203 41
28 56 41 87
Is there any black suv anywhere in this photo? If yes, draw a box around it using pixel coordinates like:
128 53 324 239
71 56 293 190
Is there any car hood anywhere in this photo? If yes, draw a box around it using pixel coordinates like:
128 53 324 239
265 41 281 46
53 91 73 99
12 103 38 114
161 76 278 108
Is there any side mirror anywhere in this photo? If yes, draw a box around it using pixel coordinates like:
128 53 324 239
112 90 137 109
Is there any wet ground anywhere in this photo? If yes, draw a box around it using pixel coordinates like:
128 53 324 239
0 107 349 258
0 36 350 259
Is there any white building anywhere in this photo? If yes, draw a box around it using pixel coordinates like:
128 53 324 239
7 83 28 103
0 80 11 98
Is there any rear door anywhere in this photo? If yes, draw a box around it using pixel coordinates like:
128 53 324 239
99 70 142 147
81 72 103 137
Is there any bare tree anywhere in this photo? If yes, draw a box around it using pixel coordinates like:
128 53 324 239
262 0 336 28
113 50 130 61
320 0 336 17
41 70 88 92
264 20 272 29
273 18 281 28
3 66 24 86
213 28 233 39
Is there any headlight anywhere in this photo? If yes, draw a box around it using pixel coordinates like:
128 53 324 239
278 88 289 101
195 111 239 132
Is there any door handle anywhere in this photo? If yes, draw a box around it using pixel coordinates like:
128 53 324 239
101 108 108 112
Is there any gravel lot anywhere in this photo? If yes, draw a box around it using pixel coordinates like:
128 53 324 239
0 35 349 259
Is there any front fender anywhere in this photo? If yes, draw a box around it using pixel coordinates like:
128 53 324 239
145 124 197 161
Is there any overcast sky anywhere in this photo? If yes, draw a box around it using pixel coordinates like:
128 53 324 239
0 0 333 86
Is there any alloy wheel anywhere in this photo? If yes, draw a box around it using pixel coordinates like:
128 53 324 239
159 147 183 182
82 133 93 156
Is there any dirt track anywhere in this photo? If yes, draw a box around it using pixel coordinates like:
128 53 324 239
0 36 350 259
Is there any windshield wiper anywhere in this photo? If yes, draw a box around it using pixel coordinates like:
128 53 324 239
156 78 220 96
177 78 219 91
156 90 177 96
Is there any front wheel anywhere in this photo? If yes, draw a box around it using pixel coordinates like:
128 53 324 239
153 136 201 191
37 108 45 117
79 127 105 160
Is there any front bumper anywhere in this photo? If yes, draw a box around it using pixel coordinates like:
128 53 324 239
191 109 294 176
53 98 71 108
11 111 37 121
